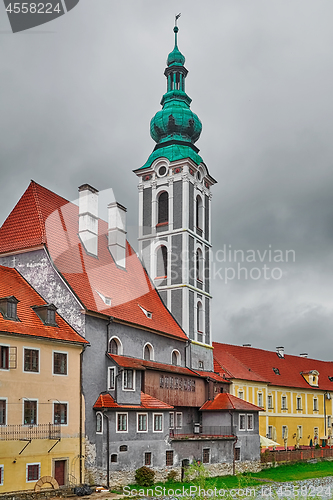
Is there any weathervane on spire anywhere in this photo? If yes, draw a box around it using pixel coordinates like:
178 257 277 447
175 13 181 26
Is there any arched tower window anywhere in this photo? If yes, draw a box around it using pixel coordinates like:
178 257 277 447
158 192 169 224
196 195 203 230
143 343 154 361
96 412 103 433
171 350 181 366
196 248 203 282
109 337 122 355
156 246 168 278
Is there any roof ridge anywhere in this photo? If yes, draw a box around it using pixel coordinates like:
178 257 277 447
31 181 47 244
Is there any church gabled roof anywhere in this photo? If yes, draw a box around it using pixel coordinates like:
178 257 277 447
0 181 188 341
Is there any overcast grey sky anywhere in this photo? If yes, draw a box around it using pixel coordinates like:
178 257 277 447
1 0 333 360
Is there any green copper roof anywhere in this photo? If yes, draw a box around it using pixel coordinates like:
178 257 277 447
141 144 203 170
138 21 204 171
167 26 185 67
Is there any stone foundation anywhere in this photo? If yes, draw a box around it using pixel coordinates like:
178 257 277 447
85 460 262 488
0 487 73 500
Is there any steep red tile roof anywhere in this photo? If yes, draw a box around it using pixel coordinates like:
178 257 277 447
213 342 333 391
93 391 173 409
0 265 87 344
191 370 231 383
108 354 202 377
200 393 262 412
0 181 187 341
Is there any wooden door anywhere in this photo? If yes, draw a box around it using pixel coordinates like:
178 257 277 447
54 460 66 486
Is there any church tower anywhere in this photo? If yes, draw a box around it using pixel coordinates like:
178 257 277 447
134 21 216 370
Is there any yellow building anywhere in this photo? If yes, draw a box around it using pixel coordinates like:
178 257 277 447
213 343 333 448
0 266 88 493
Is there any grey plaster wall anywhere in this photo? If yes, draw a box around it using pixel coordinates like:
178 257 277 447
172 439 234 465
107 321 187 366
0 248 84 335
189 182 194 231
205 245 210 294
205 297 210 344
143 187 152 235
189 290 194 340
190 343 213 371
171 234 182 285
171 288 182 327
173 181 182 230
189 236 194 286
93 410 172 470
204 194 209 241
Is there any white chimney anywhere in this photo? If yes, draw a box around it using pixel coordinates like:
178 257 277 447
108 201 127 268
78 184 99 257
276 346 284 358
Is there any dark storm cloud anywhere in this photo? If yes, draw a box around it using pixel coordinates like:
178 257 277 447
1 0 333 359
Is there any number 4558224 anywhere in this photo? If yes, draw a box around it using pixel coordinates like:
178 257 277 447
6 3 61 13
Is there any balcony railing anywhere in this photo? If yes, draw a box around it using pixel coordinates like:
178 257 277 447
0 423 61 441
170 425 236 438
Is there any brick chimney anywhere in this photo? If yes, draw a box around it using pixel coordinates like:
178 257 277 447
78 184 99 257
108 201 127 268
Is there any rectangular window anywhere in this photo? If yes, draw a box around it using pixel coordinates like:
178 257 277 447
0 400 6 425
117 413 127 432
176 412 182 429
123 369 134 390
258 393 263 407
314 426 319 437
160 376 164 388
0 346 9 369
0 465 3 486
281 396 287 410
267 425 272 439
267 395 273 409
239 414 245 431
247 414 254 431
137 413 147 432
166 450 173 466
24 349 39 373
53 352 67 375
282 426 288 439
108 367 115 390
313 399 318 411
165 376 169 389
328 416 332 428
235 448 240 461
24 400 37 425
145 452 152 466
297 425 303 439
296 397 302 410
203 448 210 464
169 412 174 429
7 301 17 319
170 377 174 389
238 391 243 400
175 377 179 389
154 413 163 432
27 463 40 482
54 403 67 425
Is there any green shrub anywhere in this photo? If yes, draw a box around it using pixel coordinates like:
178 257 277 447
167 470 178 482
135 466 155 486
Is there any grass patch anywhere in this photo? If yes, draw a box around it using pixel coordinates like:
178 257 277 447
122 460 333 496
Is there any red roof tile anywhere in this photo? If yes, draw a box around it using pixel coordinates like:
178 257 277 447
0 181 187 341
213 342 333 391
200 393 262 412
93 391 173 409
108 354 225 379
0 265 87 344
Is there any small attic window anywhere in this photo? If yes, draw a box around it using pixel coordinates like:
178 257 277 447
32 304 57 326
96 290 112 307
138 305 152 319
0 296 19 321
273 367 280 375
329 376 333 382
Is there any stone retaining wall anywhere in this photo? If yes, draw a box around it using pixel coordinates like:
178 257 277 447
0 487 73 500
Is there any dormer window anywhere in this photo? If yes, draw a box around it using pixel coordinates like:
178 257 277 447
301 370 319 387
0 296 19 321
273 367 280 375
32 304 57 326
138 305 152 319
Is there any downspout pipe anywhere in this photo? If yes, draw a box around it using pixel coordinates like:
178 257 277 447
103 412 110 488
79 344 87 485
229 410 237 476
